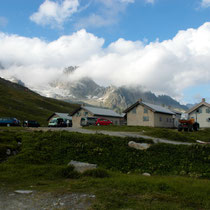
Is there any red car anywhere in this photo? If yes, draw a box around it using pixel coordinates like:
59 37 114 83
95 118 113 126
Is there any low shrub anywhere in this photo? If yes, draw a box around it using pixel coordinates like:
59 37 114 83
82 168 110 178
60 165 80 179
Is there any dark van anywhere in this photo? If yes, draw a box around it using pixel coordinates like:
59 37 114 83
80 117 97 126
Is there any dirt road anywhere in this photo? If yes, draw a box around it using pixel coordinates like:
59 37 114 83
30 127 193 145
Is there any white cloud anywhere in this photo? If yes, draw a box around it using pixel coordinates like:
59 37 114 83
76 0 134 29
1 23 210 101
201 0 210 8
30 0 79 28
0 17 8 27
145 0 155 4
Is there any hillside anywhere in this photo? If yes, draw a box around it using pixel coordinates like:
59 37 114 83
0 77 79 126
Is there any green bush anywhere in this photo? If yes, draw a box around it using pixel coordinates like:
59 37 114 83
3 130 210 178
60 165 80 179
82 168 110 178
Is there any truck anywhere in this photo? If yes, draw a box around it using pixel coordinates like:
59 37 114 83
178 113 199 132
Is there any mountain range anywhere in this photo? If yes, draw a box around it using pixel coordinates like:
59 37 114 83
1 66 188 113
45 67 188 112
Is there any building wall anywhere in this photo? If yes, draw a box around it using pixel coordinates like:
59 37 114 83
126 104 155 127
72 109 94 128
173 114 181 128
188 105 210 128
154 113 174 128
72 108 122 128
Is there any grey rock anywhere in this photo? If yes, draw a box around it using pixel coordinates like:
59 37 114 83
6 149 11 155
128 141 151 150
68 160 97 173
142 173 151 176
14 190 33 194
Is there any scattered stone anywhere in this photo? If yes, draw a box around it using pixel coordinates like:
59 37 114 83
128 141 151 150
14 190 33 194
68 160 97 173
6 149 11 155
142 173 151 176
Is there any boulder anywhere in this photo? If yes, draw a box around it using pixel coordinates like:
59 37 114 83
68 160 97 173
128 141 151 150
14 190 33 194
142 173 151 176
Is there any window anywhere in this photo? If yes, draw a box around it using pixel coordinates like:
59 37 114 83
143 116 149 121
159 117 162 122
166 118 168 122
76 112 81 117
132 107 136 114
84 112 88 116
207 118 210 122
196 108 202 114
206 108 210 113
144 108 148 113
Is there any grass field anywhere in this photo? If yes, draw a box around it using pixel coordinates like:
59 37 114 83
1 165 210 210
0 128 210 209
84 125 210 143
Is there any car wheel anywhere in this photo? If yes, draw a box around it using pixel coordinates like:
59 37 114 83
97 123 100 126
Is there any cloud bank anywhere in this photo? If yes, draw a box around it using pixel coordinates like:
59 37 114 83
30 0 79 28
1 22 210 100
201 0 210 8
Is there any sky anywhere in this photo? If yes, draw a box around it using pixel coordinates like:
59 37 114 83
0 0 210 104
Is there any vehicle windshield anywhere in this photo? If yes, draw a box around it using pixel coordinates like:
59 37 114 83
87 117 97 123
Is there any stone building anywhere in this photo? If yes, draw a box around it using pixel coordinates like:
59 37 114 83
71 105 123 128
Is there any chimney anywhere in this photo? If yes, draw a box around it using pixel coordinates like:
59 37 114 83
138 98 142 102
202 98 205 102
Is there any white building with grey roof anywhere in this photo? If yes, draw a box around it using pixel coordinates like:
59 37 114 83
186 98 210 128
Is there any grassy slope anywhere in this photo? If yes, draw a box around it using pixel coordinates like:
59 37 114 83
84 125 210 142
0 77 79 126
0 129 210 209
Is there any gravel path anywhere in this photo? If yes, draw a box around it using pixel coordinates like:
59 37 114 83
0 189 95 210
30 127 193 146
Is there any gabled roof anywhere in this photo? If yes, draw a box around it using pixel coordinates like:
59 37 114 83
186 99 210 114
71 106 123 118
47 113 72 121
124 100 175 115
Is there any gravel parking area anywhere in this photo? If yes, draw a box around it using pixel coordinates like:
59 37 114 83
0 189 95 210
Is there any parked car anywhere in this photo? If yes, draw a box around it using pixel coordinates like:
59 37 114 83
48 118 68 127
23 120 40 127
95 118 113 126
80 117 98 126
0 117 20 126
